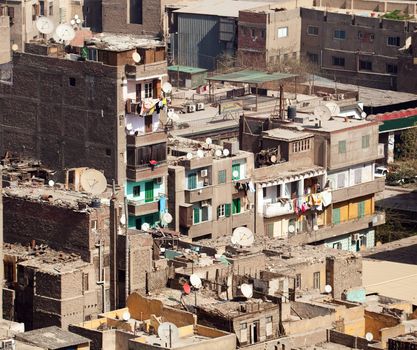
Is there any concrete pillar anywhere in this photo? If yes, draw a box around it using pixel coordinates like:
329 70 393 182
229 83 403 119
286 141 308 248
0 16 11 64
297 179 304 197
387 132 395 163
256 184 263 215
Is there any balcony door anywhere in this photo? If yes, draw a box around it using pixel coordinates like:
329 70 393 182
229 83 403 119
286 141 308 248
145 181 154 203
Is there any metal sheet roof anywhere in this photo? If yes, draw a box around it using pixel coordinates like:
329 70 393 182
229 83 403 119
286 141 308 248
207 70 297 84
168 65 208 74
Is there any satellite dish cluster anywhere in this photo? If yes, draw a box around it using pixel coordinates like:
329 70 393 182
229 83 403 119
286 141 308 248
36 16 79 43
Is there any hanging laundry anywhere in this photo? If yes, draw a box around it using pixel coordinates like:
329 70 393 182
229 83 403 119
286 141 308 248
248 181 255 192
321 190 332 207
312 193 322 206
316 203 323 211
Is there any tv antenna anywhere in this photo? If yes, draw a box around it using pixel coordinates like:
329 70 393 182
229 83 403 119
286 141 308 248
215 149 222 158
231 227 254 247
365 333 374 342
186 152 193 160
205 137 212 146
48 180 55 187
80 169 107 196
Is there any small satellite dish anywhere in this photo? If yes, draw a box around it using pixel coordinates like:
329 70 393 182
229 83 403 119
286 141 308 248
366 333 374 342
11 44 19 52
162 82 172 94
205 137 212 145
158 322 179 345
270 155 277 163
196 149 204 158
122 311 131 321
361 111 367 119
120 214 126 226
232 170 239 178
183 283 191 294
141 223 150 231
161 212 173 225
288 225 295 233
313 105 332 120
324 285 332 294
76 18 82 24
80 169 107 196
232 227 254 247
190 274 202 289
74 14 79 20
241 284 253 298
132 52 141 64
55 23 76 42
313 224 319 231
70 19 76 25
186 152 193 160
223 148 230 157
48 180 55 187
215 149 222 157
325 102 341 117
36 17 55 35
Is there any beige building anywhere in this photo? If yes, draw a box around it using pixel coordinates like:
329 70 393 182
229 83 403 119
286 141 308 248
167 137 255 241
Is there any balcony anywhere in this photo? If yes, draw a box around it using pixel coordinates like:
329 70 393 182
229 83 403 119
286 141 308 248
185 185 213 203
128 199 159 216
332 178 385 204
125 61 168 79
126 131 166 147
183 221 214 239
263 200 294 218
126 162 168 182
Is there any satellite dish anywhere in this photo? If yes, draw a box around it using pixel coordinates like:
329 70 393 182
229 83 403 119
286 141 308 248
241 284 253 298
361 111 367 119
324 285 332 294
215 149 222 157
232 227 254 247
161 212 173 225
232 170 239 178
186 152 193 160
80 169 107 195
183 283 191 294
76 18 82 24
74 14 79 20
366 333 374 342
196 149 204 158
120 214 126 226
122 311 131 321
70 19 76 25
55 23 76 42
11 44 19 52
223 148 230 157
314 105 332 120
325 102 341 116
190 274 202 289
158 322 179 345
270 155 277 163
48 180 55 187
162 82 172 94
288 225 295 233
205 137 212 145
132 52 141 64
36 17 55 35
141 223 150 231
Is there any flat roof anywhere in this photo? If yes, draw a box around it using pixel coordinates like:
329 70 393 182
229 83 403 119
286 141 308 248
174 0 269 17
16 326 90 349
86 32 163 51
263 128 313 141
168 65 208 74
207 70 297 85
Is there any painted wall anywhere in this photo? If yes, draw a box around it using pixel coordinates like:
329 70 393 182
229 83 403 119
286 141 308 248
324 229 375 252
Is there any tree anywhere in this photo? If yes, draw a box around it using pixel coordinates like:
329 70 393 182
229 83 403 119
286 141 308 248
398 127 417 160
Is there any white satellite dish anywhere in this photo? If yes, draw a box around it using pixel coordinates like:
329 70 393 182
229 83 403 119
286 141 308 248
158 322 179 345
162 82 172 94
120 214 126 226
232 170 239 178
132 52 141 64
215 149 222 157
270 155 277 163
365 333 374 342
76 18 82 24
11 44 19 52
161 212 173 225
48 180 55 187
55 23 76 42
223 148 230 157
232 227 254 247
36 17 55 35
205 137 212 145
288 225 295 233
325 102 341 117
241 284 253 298
186 152 193 160
141 223 150 231
74 14 79 20
313 105 332 120
190 274 202 289
196 150 204 158
361 111 367 119
80 169 107 196
70 19 76 25
122 311 131 321
324 284 332 294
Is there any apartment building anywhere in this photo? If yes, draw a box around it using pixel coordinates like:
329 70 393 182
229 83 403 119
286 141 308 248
167 137 254 241
239 98 385 251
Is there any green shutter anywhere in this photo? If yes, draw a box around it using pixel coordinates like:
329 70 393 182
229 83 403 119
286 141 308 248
332 207 341 224
218 170 226 184
145 181 154 203
188 173 197 189
232 163 240 180
225 203 231 217
232 198 241 214
338 141 346 154
358 201 365 218
193 207 200 224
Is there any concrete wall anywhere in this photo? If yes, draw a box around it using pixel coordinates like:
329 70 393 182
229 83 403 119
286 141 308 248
0 15 10 64
365 310 401 342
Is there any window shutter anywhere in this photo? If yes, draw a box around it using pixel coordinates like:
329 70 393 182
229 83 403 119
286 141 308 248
225 203 231 217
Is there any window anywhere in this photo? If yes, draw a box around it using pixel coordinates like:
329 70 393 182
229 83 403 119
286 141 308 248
307 52 319 64
266 316 273 337
261 29 265 38
313 272 320 289
386 64 398 74
251 29 256 37
358 201 365 218
240 322 248 344
332 207 341 224
338 140 346 154
277 27 288 38
359 60 372 71
307 25 319 36
7 7 14 20
105 148 111 156
387 36 400 47
217 204 231 218
337 173 345 188
90 220 97 230
232 163 241 180
218 170 226 184
48 2 53 15
144 82 153 98
333 242 342 249
32 4 39 21
133 185 141 197
232 198 241 215
39 1 45 15
295 274 301 289
69 77 76 86
334 30 346 40
293 139 311 152
83 273 89 291
193 207 200 224
354 168 362 185
332 56 345 67
362 134 370 148
187 173 197 189
201 206 209 221
129 0 143 24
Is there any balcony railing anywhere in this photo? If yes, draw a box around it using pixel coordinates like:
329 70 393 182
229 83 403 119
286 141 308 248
185 185 213 203
331 177 385 203
127 198 160 216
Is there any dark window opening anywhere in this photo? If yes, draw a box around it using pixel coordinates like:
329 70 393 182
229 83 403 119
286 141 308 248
69 77 76 86
386 64 398 74
359 60 372 71
332 56 345 67
129 0 143 24
133 185 141 197
105 148 111 156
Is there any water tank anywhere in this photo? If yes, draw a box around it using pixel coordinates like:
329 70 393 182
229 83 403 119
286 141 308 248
287 106 297 120
90 198 101 208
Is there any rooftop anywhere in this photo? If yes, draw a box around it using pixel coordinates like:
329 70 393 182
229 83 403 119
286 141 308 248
15 326 90 349
168 65 208 74
85 32 163 52
390 332 417 343
207 70 297 85
253 163 325 183
263 128 313 141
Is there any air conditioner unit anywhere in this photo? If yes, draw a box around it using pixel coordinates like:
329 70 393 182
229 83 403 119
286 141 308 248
1 339 15 350
200 169 208 177
201 200 209 207
352 233 360 241
187 104 196 113
196 102 205 111
155 177 162 184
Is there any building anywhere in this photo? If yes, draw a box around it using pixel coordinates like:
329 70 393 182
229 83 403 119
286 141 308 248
167 137 254 241
389 332 417 350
